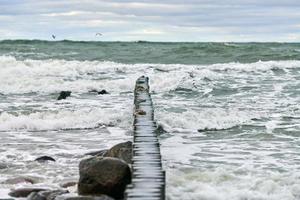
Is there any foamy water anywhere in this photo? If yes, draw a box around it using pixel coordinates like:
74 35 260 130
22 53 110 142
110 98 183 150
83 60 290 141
0 54 300 199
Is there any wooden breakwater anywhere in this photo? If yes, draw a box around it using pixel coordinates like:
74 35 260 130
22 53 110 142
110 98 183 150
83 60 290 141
125 76 165 200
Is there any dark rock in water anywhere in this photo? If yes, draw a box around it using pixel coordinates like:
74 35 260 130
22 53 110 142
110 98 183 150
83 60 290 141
103 141 132 164
27 189 69 200
2 176 36 184
88 89 98 93
9 188 47 197
35 156 56 162
78 157 131 199
85 141 132 164
197 128 218 132
156 124 167 135
60 181 77 188
84 149 108 157
0 163 9 169
54 194 114 200
97 90 108 95
57 91 71 100
88 89 109 95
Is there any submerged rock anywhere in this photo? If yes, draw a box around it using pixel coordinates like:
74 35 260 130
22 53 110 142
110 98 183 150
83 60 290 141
57 91 71 100
27 189 69 200
155 124 167 135
97 90 108 95
0 163 9 169
88 89 109 95
2 176 36 184
103 141 132 164
54 194 114 200
9 188 47 198
35 156 56 162
78 157 131 199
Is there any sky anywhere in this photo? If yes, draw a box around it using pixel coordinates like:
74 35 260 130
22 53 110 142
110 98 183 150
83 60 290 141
0 0 300 42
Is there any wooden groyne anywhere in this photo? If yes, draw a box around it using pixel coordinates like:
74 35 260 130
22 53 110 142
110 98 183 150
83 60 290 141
125 76 165 200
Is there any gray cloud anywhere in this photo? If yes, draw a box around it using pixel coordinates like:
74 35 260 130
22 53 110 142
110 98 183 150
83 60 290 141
0 0 299 41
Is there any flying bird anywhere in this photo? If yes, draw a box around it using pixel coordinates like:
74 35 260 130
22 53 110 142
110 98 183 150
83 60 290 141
95 33 102 36
52 35 56 39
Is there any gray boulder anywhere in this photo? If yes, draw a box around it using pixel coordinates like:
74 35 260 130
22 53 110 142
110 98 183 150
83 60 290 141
103 141 132 164
54 194 114 200
84 149 108 157
8 188 47 198
78 157 131 199
85 141 132 164
27 190 69 200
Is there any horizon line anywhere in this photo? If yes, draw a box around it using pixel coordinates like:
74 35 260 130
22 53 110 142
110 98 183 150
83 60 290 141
1 39 300 43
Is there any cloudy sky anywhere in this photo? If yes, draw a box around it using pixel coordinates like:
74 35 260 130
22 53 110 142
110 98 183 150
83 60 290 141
0 0 300 42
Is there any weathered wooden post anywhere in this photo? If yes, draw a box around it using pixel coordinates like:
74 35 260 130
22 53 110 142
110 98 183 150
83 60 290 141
125 76 165 200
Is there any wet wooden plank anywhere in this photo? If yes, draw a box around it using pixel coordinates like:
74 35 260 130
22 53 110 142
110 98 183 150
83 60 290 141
125 76 165 200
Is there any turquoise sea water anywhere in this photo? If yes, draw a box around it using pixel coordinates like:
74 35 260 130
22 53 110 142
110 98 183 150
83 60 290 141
0 40 299 199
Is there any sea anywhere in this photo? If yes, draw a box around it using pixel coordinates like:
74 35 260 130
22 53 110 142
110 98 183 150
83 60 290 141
0 40 300 200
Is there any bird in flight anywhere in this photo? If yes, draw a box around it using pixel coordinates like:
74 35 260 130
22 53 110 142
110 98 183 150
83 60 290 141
95 33 102 36
52 35 56 39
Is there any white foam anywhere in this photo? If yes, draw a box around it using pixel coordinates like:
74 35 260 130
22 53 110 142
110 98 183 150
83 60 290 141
167 167 300 200
0 107 132 131
0 56 299 94
156 108 261 132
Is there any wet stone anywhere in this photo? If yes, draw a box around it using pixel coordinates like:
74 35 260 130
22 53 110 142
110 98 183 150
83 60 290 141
57 91 71 100
35 156 56 162
103 141 132 164
9 188 48 198
27 189 69 200
78 157 131 199
54 194 114 200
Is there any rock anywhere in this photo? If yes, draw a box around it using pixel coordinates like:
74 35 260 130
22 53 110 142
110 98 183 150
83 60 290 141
2 176 36 184
60 182 77 188
78 157 131 199
0 163 9 169
155 124 167 135
134 109 146 116
88 90 109 95
8 188 47 198
54 194 114 200
27 189 69 200
85 141 132 164
103 141 132 164
84 149 108 157
57 91 71 100
97 90 108 95
35 156 56 162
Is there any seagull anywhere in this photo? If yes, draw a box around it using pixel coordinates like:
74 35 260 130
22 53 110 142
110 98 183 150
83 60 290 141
95 33 102 36
52 35 56 39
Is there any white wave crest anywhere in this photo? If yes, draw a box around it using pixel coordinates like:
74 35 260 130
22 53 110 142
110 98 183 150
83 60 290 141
156 108 262 132
0 107 131 131
0 55 299 94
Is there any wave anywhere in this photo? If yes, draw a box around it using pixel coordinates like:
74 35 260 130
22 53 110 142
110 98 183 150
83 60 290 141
0 107 132 131
167 167 300 200
156 108 263 133
0 55 299 94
